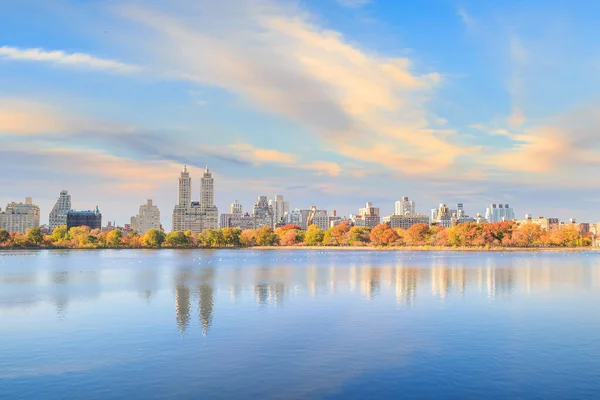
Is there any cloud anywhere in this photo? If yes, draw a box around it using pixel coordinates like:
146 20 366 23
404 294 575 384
298 161 342 176
115 0 474 176
457 8 472 26
336 0 371 8
228 143 299 164
0 46 139 73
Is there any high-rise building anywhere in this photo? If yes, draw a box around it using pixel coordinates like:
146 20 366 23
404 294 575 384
269 195 290 227
49 190 71 232
0 197 41 234
230 200 243 214
394 197 416 216
281 210 303 227
485 204 515 222
431 203 453 228
131 199 161 235
252 196 274 229
355 202 381 227
67 207 102 231
172 166 219 233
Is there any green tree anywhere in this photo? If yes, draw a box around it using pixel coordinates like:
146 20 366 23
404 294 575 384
143 229 166 248
52 225 68 242
347 226 371 246
222 228 242 247
0 229 9 245
304 224 325 246
106 229 123 248
165 231 190 248
26 227 44 246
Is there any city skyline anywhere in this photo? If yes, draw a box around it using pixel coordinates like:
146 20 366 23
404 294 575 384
3 0 600 224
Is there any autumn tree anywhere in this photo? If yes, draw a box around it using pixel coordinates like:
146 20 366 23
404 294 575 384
106 229 123 248
369 224 399 246
240 229 257 247
52 226 68 242
347 226 371 246
305 224 325 246
405 223 430 246
143 229 166 248
165 231 190 248
221 228 242 247
0 229 8 245
323 222 349 246
255 226 278 246
513 223 543 247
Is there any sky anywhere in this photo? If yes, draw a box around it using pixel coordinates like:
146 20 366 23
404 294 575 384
2 0 600 228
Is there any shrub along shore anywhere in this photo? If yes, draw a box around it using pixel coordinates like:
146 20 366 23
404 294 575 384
0 221 594 250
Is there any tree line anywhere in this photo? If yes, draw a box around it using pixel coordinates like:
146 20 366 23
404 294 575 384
0 221 593 249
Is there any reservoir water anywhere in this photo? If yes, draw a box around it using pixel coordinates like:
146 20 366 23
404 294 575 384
2 249 600 399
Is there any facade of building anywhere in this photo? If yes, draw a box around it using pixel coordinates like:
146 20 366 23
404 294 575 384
269 195 290 227
230 200 243 214
220 212 254 230
252 196 274 229
131 199 161 235
67 207 102 231
383 214 430 230
49 190 71 232
485 203 515 222
518 216 560 230
394 197 416 216
354 202 381 227
312 212 330 231
172 166 219 233
431 203 454 228
281 210 303 227
0 197 41 234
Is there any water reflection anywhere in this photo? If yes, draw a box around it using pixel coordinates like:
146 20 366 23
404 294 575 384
3 251 600 337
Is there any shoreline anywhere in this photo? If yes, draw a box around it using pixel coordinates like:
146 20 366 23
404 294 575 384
0 246 598 252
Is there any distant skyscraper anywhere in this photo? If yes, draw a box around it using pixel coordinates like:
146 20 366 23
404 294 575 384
131 199 161 235
395 197 416 216
0 197 40 234
252 196 274 229
230 200 243 214
67 207 102 231
485 204 515 223
269 195 290 227
355 202 381 227
49 190 71 231
172 166 219 233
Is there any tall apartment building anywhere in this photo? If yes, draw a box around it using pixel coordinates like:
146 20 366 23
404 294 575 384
49 190 71 231
485 203 515 222
269 195 290 227
0 197 40 234
172 166 219 233
431 203 454 228
252 196 274 229
131 199 161 235
281 210 303 227
230 200 243 214
67 207 102 231
394 197 416 216
355 202 381 227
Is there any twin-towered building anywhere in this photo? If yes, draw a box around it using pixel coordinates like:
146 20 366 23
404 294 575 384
172 165 219 233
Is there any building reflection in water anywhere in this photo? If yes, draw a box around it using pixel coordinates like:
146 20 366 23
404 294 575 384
168 256 600 335
175 271 191 335
198 268 214 336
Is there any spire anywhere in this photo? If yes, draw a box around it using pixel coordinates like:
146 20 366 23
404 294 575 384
183 164 187 173
205 165 209 173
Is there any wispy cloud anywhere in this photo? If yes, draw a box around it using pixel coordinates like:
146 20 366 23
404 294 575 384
457 8 472 26
0 46 139 73
337 0 371 8
115 0 473 176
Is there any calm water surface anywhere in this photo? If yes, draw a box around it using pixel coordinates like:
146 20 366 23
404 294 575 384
2 250 600 399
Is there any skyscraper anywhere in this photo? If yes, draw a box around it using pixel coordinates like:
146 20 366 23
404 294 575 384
172 166 219 233
49 190 71 232
253 196 274 229
269 195 290 227
131 199 161 235
485 204 515 223
394 197 416 216
230 200 243 214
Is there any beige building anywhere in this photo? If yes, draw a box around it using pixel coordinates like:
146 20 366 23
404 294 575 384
172 166 219 233
131 199 161 235
355 202 381 227
518 216 560 230
0 197 40 234
383 214 430 230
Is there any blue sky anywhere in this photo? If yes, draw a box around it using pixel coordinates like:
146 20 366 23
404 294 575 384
2 0 600 227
